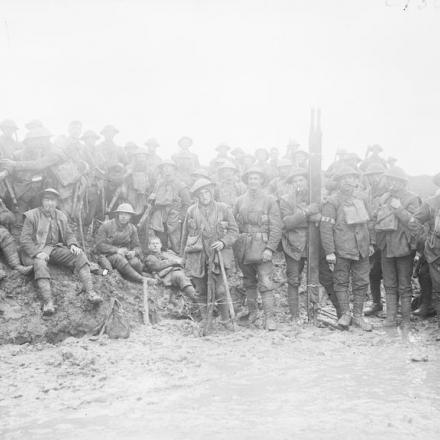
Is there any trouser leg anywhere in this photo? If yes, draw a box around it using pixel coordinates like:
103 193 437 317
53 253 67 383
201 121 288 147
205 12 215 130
285 254 303 319
428 260 440 328
238 261 258 322
257 261 276 330
396 255 413 327
107 253 144 283
382 256 398 326
0 227 32 275
351 256 372 331
365 249 383 315
333 256 352 328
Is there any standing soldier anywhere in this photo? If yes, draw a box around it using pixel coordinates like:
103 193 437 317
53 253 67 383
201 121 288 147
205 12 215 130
209 144 231 173
320 167 374 331
283 139 300 162
97 125 123 170
149 160 191 253
172 136 200 185
144 138 162 181
268 159 294 203
410 175 440 335
214 161 246 208
20 188 102 315
362 163 386 317
181 178 238 329
65 120 83 150
293 148 309 169
230 147 246 172
373 167 420 330
233 166 282 330
280 168 322 323
0 119 20 158
95 203 145 283
254 148 273 180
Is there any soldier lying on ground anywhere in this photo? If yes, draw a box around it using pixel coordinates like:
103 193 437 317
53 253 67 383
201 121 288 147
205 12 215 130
20 188 102 316
95 203 145 283
144 236 197 303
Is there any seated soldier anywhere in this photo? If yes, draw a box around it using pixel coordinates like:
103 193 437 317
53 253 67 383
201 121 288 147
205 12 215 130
20 188 102 316
0 199 33 277
144 236 197 301
95 203 145 283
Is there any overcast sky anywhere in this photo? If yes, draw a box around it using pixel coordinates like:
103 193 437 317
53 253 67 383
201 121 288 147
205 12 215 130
1 0 439 174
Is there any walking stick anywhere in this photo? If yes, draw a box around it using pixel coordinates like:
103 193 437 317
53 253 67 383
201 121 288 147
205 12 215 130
217 250 237 331
202 252 215 336
143 278 150 326
78 199 87 252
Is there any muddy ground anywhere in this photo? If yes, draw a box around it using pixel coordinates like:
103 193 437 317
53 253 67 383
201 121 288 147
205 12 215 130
1 305 440 439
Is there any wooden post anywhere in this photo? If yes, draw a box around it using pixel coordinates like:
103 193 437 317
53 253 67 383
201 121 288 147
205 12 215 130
307 108 322 323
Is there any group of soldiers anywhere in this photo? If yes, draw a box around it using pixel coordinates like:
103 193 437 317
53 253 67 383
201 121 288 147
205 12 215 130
1 118 439 335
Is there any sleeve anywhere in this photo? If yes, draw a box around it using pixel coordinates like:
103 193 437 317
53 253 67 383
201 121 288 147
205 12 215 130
412 202 433 225
394 195 421 226
266 197 282 252
145 254 178 273
20 216 39 257
320 201 336 255
280 198 308 230
129 226 142 257
95 223 119 255
220 205 239 248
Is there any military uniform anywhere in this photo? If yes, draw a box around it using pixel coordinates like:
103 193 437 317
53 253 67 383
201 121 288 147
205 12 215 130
95 208 144 283
320 168 374 330
233 167 282 329
149 162 191 253
181 179 238 324
373 167 420 328
20 189 100 315
214 162 246 208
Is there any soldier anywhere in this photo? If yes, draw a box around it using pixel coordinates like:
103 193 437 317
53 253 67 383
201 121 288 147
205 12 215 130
123 141 139 166
268 159 294 202
95 203 145 283
144 138 162 180
2 127 59 215
410 178 440 333
0 200 32 277
362 163 387 317
230 147 246 172
214 161 246 208
172 136 199 185
280 168 321 323
242 154 255 171
209 143 231 172
190 167 212 186
145 236 197 302
283 139 300 162
233 166 282 330
65 120 83 150
0 119 20 158
374 167 420 330
20 188 102 316
292 148 309 169
97 125 123 170
149 160 191 253
320 167 374 331
181 178 239 328
254 148 273 180
269 147 279 170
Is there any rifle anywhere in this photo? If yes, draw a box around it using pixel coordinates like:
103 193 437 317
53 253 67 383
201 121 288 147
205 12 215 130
202 251 215 336
217 250 237 331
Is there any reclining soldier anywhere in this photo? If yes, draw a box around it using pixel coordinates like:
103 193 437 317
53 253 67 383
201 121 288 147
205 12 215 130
145 236 197 302
95 203 145 283
20 188 102 316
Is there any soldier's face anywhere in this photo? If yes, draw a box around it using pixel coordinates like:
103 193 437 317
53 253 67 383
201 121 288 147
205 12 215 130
293 175 308 193
148 239 162 253
247 173 263 190
340 175 358 193
42 197 57 213
118 213 132 224
197 188 212 205
279 166 291 178
68 124 82 140
162 164 174 177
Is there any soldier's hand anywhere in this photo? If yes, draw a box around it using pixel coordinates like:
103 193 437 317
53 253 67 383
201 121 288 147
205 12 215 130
36 252 50 262
70 245 83 256
369 245 375 257
326 253 336 264
126 250 136 259
309 213 322 223
117 247 128 256
262 248 273 262
390 198 402 209
211 240 224 251
306 203 320 216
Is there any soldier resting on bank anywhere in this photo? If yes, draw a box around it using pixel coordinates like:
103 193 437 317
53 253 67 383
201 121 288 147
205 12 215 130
144 236 197 302
20 188 102 316
95 203 145 283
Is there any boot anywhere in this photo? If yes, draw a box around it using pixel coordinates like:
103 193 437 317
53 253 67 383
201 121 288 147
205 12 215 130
413 277 434 317
327 286 342 318
119 263 144 283
261 291 277 331
2 241 33 275
287 285 299 320
78 266 103 304
352 292 372 332
245 288 259 323
400 294 412 331
383 293 397 327
335 290 351 329
37 278 55 316
217 300 233 330
364 302 383 316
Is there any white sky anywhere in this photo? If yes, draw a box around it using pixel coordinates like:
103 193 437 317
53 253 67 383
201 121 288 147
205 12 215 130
1 0 439 174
